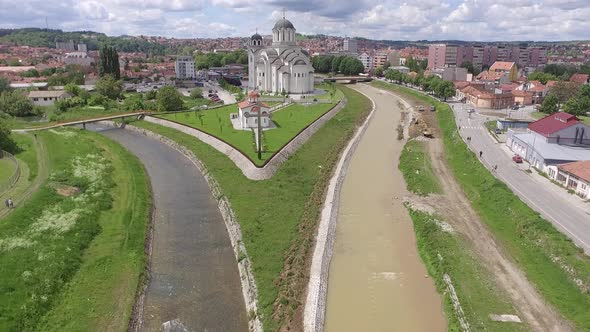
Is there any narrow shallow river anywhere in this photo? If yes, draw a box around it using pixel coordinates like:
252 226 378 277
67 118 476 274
324 84 446 332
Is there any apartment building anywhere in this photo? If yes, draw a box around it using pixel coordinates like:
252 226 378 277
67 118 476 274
373 52 389 68
343 38 358 54
175 56 196 80
429 44 547 70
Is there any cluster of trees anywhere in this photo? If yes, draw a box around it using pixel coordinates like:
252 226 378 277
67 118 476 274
529 64 590 83
460 61 481 76
405 57 428 73
0 28 168 55
0 78 36 117
98 45 120 79
312 55 365 75
0 119 18 154
194 50 248 69
47 64 87 86
385 69 456 101
539 82 590 116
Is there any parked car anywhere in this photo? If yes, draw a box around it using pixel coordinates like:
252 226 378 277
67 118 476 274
430 105 435 112
511 105 520 110
494 128 502 134
512 154 523 163
467 108 475 113
418 106 425 112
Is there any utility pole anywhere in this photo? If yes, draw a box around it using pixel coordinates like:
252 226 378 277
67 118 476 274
255 90 262 160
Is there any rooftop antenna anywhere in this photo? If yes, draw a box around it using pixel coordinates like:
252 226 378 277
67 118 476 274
45 16 48 30
283 8 286 19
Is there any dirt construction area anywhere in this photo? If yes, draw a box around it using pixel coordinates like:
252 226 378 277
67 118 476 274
380 86 573 332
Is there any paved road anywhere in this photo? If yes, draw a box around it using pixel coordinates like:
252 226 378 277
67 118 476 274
93 125 248 331
452 102 590 253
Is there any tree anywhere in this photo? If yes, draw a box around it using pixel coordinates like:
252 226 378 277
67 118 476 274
563 96 590 116
0 119 18 154
373 67 384 77
0 91 34 117
190 88 203 99
156 86 183 112
122 94 145 111
435 80 456 101
460 61 478 75
528 71 559 84
0 77 11 94
64 82 81 96
550 81 580 106
331 56 343 73
146 89 157 100
98 45 121 79
538 94 559 114
95 74 123 100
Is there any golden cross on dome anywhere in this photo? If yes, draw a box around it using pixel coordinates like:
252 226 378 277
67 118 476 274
282 8 286 19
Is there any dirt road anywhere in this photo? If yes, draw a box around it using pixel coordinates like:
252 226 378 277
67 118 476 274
323 84 446 332
378 85 573 331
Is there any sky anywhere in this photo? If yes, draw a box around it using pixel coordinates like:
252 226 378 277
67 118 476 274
1 0 590 41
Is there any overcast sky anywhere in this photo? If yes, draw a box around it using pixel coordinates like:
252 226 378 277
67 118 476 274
1 0 589 41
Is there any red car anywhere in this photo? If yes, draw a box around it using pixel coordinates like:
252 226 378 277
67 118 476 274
512 154 523 163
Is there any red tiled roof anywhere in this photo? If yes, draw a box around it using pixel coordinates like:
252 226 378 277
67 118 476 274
546 80 558 88
238 101 269 110
528 112 580 136
512 90 533 97
461 85 494 99
570 73 589 84
558 161 590 183
453 81 470 89
476 70 505 81
490 61 515 72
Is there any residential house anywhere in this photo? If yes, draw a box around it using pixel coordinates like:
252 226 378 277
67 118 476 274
511 90 534 106
489 61 518 81
554 161 590 199
507 112 590 172
27 90 73 106
235 91 271 129
460 85 513 109
475 70 511 87
514 80 549 104
570 73 590 85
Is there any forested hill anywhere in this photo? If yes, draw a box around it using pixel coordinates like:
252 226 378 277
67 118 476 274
0 28 168 55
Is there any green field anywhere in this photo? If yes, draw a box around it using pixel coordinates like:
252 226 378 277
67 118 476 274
156 98 340 165
375 81 590 330
130 85 371 330
0 158 16 184
399 140 442 196
0 129 150 331
12 133 39 181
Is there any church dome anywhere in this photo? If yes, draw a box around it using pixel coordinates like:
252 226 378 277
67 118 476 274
251 33 262 40
273 18 295 30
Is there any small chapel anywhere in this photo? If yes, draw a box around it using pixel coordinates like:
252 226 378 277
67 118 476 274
236 90 271 129
247 15 315 95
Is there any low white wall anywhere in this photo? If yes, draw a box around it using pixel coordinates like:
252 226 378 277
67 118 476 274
303 88 376 332
144 98 346 181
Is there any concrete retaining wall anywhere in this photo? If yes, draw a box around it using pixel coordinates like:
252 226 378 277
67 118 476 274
143 98 346 181
98 121 263 332
303 88 376 332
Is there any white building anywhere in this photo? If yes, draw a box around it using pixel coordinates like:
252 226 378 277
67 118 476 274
247 16 315 95
175 56 196 80
237 91 271 129
554 161 590 199
27 90 73 106
358 52 373 71
62 52 94 67
343 38 358 54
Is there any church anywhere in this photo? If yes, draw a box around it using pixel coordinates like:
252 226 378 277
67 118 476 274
247 16 315 95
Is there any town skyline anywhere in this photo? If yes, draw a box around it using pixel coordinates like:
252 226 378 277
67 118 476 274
2 0 590 41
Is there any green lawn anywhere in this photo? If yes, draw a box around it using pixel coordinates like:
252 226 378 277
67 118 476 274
156 99 340 166
0 128 150 331
376 81 590 331
129 84 371 331
12 133 39 181
6 106 137 130
0 158 16 184
399 140 442 196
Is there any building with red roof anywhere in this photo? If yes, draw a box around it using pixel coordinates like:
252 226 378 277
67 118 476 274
570 73 590 85
234 90 272 130
555 160 590 199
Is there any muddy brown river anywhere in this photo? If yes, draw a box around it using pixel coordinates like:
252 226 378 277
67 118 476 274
324 84 446 332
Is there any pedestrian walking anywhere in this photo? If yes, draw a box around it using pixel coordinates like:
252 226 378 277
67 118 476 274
493 165 498 172
479 151 483 158
8 198 14 208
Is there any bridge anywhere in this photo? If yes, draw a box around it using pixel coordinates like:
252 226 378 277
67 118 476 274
12 112 148 132
323 76 374 83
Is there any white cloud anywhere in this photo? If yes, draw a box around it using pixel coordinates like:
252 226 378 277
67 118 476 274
0 0 589 41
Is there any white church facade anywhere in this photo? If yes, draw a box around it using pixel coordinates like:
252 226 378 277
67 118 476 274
247 16 315 95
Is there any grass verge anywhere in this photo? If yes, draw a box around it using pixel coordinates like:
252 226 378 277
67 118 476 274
399 140 442 196
129 84 371 331
155 98 340 165
12 133 38 181
378 81 590 330
0 128 150 331
407 209 526 332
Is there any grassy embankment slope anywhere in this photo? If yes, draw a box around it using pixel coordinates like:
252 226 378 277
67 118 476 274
155 89 343 166
0 129 150 331
0 158 16 184
130 85 371 330
398 139 524 331
375 80 590 330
